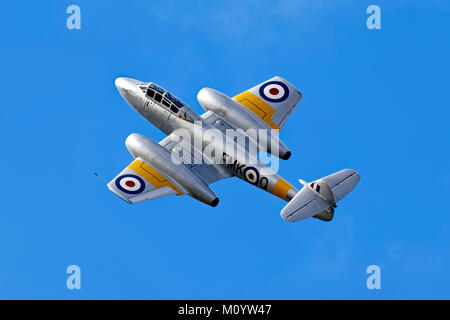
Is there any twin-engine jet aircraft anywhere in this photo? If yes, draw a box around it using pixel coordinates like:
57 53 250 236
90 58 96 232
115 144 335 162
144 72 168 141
108 76 360 222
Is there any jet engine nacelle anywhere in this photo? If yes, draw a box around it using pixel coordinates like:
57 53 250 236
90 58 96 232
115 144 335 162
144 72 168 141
197 88 291 160
125 133 219 207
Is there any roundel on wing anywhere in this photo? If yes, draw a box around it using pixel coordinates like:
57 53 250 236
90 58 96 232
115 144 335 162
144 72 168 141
115 174 145 194
243 166 260 185
259 81 289 103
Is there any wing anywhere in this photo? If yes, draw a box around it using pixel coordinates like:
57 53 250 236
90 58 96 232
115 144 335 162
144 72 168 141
200 110 260 155
233 76 302 130
107 157 183 203
158 130 233 185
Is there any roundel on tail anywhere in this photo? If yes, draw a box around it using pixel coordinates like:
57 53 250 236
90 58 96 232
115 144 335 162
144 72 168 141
259 81 289 103
115 174 145 194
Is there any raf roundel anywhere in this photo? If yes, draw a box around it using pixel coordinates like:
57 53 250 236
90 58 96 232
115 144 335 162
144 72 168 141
259 81 289 103
243 167 260 185
115 174 146 194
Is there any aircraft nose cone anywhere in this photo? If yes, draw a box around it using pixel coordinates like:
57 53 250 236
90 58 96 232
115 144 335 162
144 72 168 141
115 77 139 95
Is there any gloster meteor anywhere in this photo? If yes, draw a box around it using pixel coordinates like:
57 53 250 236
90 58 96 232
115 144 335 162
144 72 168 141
108 76 360 222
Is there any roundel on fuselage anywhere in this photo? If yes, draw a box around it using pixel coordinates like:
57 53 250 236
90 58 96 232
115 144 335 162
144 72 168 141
243 166 260 185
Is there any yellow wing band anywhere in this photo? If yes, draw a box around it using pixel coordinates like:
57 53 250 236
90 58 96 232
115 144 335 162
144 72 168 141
128 159 183 195
272 178 294 201
233 91 280 131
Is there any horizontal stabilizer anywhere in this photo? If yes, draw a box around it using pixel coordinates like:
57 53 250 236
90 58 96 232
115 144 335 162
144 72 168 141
281 169 360 222
320 169 360 202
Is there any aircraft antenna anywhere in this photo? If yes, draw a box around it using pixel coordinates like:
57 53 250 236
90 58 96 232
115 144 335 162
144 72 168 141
94 172 107 184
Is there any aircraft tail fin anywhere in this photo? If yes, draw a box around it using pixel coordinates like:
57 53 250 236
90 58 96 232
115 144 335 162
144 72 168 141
281 169 360 222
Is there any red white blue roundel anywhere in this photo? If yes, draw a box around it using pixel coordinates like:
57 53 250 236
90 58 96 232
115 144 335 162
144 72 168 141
310 182 320 193
115 174 145 194
243 166 260 185
259 81 289 103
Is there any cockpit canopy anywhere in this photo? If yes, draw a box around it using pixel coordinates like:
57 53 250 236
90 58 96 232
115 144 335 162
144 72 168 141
138 82 200 122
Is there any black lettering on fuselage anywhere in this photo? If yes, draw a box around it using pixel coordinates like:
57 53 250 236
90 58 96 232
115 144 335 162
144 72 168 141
223 153 269 189
259 177 268 190
236 163 245 176
227 159 238 172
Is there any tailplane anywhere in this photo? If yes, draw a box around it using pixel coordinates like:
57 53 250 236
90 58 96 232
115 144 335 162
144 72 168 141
281 169 360 222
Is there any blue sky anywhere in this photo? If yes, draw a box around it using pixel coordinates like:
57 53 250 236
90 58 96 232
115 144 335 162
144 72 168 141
0 0 449 299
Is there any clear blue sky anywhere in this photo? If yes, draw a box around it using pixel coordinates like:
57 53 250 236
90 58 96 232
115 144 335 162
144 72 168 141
0 0 449 299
